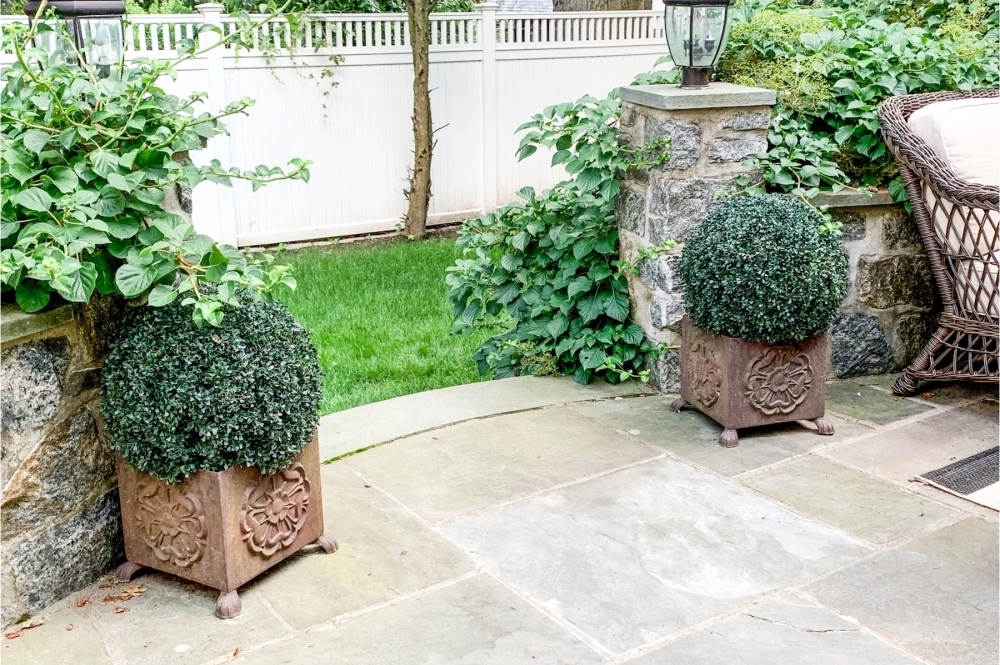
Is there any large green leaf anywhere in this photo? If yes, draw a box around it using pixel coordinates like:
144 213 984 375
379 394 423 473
44 166 79 194
22 129 51 155
13 187 53 212
575 168 604 192
603 289 630 322
89 149 119 177
147 284 178 307
8 162 40 185
115 262 157 297
15 281 50 312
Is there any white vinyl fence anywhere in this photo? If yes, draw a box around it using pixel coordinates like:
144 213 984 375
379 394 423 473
2 5 669 246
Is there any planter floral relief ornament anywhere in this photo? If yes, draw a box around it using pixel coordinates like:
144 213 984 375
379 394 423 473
102 297 334 619
671 194 850 447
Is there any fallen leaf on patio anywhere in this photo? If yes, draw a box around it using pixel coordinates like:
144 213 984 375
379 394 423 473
122 585 146 598
65 625 74 631
75 597 91 607
112 606 129 614
364 483 372 488
19 620 43 630
227 647 241 660
103 594 127 603
4 630 22 640
920 392 935 399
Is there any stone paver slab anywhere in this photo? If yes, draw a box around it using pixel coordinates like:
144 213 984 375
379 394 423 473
806 517 999 665
631 593 924 665
234 574 606 665
248 462 475 629
741 455 958 544
440 458 871 655
347 406 660 524
571 397 871 477
0 602 111 665
824 383 933 425
823 400 999 487
320 376 648 459
86 572 289 664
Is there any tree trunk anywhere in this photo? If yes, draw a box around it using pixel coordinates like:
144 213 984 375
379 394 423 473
404 0 434 238
552 0 650 10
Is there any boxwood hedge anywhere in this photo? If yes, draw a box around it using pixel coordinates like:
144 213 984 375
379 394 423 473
679 194 849 345
101 296 322 483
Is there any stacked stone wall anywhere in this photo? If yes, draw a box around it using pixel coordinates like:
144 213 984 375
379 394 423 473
1 298 128 626
825 194 939 377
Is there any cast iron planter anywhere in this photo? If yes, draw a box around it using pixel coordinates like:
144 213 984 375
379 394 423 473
672 317 834 447
114 436 336 618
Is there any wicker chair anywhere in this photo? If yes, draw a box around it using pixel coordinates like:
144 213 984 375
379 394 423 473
878 90 999 396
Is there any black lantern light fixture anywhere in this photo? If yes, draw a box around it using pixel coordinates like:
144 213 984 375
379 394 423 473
663 0 734 89
23 0 125 76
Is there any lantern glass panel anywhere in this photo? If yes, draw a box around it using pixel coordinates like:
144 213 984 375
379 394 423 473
665 3 732 68
32 19 78 65
79 18 123 67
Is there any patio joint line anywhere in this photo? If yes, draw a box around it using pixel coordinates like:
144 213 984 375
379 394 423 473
322 391 656 464
817 399 966 454
431 452 668 528
82 611 130 665
617 531 928 664
858 382 956 409
730 473 968 554
811 447 996 520
612 589 796 663
196 568 486 665
727 398 966 484
252 589 297 634
794 589 941 665
345 418 926 665
483 568 617 663
340 465 620 662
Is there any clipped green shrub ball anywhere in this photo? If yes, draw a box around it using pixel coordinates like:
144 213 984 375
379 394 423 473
102 297 322 483
679 194 849 345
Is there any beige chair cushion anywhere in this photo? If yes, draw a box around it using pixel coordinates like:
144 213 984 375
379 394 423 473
907 98 999 317
908 97 1000 186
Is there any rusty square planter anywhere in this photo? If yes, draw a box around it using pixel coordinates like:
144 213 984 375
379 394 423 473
672 317 834 447
115 436 336 618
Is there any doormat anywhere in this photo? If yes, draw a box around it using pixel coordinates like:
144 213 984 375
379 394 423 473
916 447 999 511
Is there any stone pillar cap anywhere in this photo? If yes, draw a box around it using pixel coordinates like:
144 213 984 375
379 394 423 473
620 83 776 111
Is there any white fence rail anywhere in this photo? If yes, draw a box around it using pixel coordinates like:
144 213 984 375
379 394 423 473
2 6 668 246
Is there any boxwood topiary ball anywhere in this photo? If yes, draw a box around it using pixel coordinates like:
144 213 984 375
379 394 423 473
101 297 323 484
678 194 849 345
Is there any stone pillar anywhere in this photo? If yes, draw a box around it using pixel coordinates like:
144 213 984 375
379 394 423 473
1 297 128 627
615 83 776 392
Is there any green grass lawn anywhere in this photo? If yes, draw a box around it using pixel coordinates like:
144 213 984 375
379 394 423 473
277 238 490 415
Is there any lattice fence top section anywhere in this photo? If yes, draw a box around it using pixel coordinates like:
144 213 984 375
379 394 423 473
2 9 665 56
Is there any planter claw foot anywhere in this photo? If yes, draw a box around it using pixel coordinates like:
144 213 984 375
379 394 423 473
670 398 690 413
812 418 835 436
719 428 739 448
314 535 339 554
216 590 241 619
114 561 144 583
